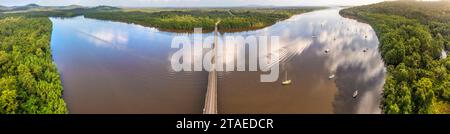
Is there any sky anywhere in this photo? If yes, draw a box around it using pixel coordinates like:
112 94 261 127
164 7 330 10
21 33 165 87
0 0 386 7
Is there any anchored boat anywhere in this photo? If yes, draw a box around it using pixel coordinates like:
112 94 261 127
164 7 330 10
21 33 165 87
353 90 359 98
282 70 292 85
328 74 335 79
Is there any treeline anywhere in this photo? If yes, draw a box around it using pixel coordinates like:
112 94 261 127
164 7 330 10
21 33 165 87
0 5 319 32
0 8 85 18
0 17 67 114
341 1 450 113
83 8 315 32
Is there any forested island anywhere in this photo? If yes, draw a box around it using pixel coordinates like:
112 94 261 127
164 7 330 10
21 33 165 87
341 1 450 114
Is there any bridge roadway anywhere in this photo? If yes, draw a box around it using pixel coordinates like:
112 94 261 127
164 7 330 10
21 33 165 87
203 20 221 114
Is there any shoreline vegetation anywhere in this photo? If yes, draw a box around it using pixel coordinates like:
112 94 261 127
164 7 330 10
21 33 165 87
0 17 67 114
83 7 319 32
0 4 322 33
341 1 450 114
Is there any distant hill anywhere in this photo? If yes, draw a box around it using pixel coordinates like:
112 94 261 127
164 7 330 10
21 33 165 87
26 3 40 7
0 4 87 13
0 5 12 12
65 5 83 9
11 3 41 11
89 5 121 11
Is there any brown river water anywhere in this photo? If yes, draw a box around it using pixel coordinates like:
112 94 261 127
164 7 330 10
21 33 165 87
50 8 385 114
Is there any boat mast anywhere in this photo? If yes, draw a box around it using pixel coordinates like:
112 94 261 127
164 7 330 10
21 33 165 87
285 70 288 81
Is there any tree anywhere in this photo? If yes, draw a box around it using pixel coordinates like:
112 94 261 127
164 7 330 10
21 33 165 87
399 82 413 113
393 63 410 82
0 89 18 114
382 76 399 114
384 40 405 66
0 51 8 65
413 78 435 114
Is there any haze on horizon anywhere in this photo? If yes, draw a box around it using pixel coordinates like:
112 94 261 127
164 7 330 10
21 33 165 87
0 0 386 7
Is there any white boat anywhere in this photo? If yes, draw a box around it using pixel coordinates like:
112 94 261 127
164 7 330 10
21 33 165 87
282 71 292 85
282 80 292 85
312 35 317 38
324 49 330 53
328 74 335 79
353 90 359 98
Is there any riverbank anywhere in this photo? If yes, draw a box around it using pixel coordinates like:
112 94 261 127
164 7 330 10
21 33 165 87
0 17 67 114
340 1 450 114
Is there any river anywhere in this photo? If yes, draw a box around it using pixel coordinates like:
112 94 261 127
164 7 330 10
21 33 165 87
50 8 385 114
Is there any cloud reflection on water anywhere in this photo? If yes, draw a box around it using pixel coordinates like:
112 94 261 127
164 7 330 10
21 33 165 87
78 29 129 50
313 9 385 114
218 8 385 113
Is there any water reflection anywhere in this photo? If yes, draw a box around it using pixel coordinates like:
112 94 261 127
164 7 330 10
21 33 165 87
78 29 129 49
314 10 385 114
217 8 385 114
50 16 209 114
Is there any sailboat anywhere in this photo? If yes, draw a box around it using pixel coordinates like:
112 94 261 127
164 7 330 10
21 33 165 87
353 90 359 98
282 70 292 85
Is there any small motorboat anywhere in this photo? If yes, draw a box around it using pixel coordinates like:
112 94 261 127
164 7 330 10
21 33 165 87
328 74 335 79
324 49 330 53
282 80 292 85
363 48 368 53
353 90 359 98
312 35 317 38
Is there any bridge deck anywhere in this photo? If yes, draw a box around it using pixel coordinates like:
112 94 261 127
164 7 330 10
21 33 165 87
203 20 220 114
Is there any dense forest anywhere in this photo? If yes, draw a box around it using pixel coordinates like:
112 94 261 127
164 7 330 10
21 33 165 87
341 1 450 114
0 17 67 114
